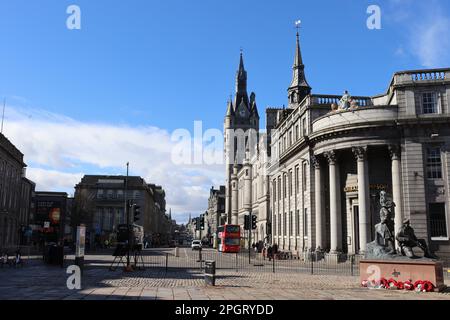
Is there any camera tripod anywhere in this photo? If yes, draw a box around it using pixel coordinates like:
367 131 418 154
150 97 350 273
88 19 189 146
109 244 128 271
131 244 145 270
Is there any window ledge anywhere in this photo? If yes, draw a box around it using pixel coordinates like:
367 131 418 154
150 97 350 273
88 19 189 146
431 237 449 241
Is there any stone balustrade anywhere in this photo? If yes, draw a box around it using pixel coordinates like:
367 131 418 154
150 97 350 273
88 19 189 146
311 95 373 107
394 68 450 85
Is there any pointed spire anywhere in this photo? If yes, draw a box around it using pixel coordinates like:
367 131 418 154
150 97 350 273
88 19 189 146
249 92 259 118
293 32 304 68
226 99 234 117
290 31 309 88
288 26 311 105
235 50 249 108
238 50 245 77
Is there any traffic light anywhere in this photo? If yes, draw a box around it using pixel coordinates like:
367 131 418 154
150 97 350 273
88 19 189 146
195 218 200 231
251 214 257 230
244 214 250 230
200 215 205 230
133 205 141 223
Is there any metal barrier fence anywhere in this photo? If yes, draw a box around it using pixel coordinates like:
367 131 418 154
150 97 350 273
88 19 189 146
0 246 33 259
137 249 361 276
133 248 450 279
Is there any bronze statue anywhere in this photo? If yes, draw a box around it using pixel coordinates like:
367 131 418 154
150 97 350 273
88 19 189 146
366 191 439 260
396 219 438 259
366 191 397 258
373 191 396 254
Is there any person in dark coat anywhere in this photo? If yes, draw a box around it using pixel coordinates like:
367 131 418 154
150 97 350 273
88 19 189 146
267 245 273 261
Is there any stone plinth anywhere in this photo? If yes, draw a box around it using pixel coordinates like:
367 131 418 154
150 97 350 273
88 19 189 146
360 259 446 292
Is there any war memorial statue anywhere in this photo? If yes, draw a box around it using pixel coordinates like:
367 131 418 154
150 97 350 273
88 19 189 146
397 219 438 259
366 191 438 260
361 191 444 292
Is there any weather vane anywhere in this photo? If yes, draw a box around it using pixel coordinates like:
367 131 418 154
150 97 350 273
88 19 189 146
295 20 302 34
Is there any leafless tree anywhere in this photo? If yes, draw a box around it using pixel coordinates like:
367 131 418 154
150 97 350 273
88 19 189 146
69 190 95 240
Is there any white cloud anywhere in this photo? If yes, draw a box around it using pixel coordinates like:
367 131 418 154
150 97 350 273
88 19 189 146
411 13 450 67
3 105 224 224
25 168 83 197
388 0 450 67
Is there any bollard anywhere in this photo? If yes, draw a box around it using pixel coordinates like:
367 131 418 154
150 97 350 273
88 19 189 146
204 260 216 286
165 253 168 273
175 246 179 258
351 255 354 276
272 254 275 273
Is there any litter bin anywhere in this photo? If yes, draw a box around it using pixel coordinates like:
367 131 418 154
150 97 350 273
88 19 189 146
44 245 64 267
204 260 216 286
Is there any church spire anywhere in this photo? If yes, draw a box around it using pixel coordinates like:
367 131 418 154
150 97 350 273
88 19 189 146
288 25 311 106
225 98 234 117
293 31 304 70
235 50 249 108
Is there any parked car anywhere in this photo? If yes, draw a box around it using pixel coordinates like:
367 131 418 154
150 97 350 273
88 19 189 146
191 240 202 250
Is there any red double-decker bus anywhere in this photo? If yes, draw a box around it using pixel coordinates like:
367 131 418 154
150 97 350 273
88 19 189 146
217 224 241 253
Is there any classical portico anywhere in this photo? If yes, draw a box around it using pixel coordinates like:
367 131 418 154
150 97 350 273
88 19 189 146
313 143 405 256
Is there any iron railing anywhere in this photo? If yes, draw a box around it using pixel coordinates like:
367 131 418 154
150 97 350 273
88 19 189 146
134 248 361 276
430 219 448 239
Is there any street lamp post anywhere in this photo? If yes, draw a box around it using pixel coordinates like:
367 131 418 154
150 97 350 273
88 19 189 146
248 212 252 265
125 162 131 269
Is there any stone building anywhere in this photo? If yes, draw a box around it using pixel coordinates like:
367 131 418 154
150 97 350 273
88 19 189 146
225 31 450 259
74 175 172 246
18 177 35 245
0 133 35 247
223 53 271 245
205 186 226 247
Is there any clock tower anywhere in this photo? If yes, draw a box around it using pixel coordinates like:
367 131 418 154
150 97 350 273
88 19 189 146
224 52 260 224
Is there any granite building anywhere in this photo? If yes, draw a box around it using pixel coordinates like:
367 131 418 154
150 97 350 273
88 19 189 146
74 175 172 246
0 133 35 247
225 31 450 259
205 186 226 247
223 53 271 245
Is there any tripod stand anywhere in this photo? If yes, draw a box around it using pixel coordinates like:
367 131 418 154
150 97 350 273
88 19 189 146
132 244 145 270
109 244 128 271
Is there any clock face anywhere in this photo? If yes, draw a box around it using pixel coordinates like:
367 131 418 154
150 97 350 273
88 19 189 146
239 108 246 117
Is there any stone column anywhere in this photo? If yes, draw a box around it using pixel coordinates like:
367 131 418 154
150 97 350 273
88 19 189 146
389 145 403 249
231 165 239 225
325 151 341 254
312 155 324 251
353 147 370 254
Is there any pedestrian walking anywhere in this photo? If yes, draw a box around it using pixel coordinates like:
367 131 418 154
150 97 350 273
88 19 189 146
267 245 273 261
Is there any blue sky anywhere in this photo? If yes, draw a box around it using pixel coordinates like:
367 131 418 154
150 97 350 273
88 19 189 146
1 0 449 223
